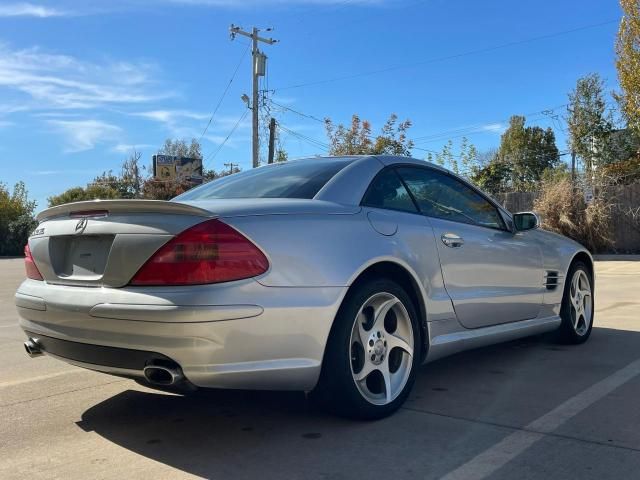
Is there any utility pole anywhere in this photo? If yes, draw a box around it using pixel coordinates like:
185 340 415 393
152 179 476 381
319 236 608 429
268 118 276 164
230 24 278 169
223 162 238 176
571 150 576 185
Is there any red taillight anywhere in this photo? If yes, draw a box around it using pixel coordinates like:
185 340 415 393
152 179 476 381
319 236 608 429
129 219 269 286
24 244 43 281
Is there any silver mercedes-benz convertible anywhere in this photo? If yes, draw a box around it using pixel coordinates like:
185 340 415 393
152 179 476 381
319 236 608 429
15 155 594 419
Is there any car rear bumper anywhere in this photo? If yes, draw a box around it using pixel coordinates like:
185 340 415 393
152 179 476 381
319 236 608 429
15 279 347 391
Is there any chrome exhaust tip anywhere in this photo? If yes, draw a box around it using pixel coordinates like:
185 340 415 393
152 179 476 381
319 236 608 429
143 365 183 386
24 338 43 358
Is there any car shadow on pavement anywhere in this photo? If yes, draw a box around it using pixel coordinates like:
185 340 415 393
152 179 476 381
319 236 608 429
76 327 640 479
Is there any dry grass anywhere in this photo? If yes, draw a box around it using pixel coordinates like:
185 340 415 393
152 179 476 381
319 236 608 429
534 178 613 252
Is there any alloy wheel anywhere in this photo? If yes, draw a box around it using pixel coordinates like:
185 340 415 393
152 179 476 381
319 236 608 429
349 292 414 405
569 269 592 336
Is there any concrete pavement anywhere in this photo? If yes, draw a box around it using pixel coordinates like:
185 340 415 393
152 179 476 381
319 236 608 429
1 258 639 479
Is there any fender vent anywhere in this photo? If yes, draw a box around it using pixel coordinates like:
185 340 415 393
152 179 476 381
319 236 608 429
544 271 561 290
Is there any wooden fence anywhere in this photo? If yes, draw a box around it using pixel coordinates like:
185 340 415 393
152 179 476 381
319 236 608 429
495 184 640 253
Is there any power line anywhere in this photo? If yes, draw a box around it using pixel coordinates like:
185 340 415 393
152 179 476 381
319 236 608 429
223 162 239 175
271 104 446 156
273 19 618 91
199 42 251 143
278 122 330 151
411 103 570 144
203 109 250 169
270 100 325 123
270 101 578 158
414 96 621 145
279 127 328 150
412 146 441 154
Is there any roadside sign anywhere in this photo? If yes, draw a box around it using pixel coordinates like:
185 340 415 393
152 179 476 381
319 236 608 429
584 186 594 204
153 155 203 184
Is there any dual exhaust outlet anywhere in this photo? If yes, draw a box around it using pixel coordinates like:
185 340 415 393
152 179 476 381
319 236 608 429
24 337 184 387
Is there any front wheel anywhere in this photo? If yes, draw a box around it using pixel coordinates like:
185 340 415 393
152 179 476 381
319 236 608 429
557 261 594 344
315 278 421 420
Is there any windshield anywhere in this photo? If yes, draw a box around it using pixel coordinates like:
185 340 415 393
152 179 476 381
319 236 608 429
174 158 351 200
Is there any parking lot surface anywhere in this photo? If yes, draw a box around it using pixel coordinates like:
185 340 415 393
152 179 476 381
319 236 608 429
1 258 639 479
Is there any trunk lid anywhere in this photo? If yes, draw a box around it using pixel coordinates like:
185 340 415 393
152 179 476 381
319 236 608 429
30 200 213 287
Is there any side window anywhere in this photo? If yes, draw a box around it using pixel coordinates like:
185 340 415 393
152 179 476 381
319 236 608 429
362 168 418 213
396 167 506 230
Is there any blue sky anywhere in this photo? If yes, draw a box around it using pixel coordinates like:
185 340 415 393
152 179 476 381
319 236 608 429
0 0 622 209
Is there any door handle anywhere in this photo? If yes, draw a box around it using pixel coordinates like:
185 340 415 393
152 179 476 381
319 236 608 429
441 233 464 248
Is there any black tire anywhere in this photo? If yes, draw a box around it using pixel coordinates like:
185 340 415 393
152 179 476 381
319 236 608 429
556 261 594 344
313 278 421 420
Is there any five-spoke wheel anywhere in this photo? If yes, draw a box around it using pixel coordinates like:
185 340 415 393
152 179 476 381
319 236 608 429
315 278 420 419
569 269 592 336
558 261 594 344
349 293 414 405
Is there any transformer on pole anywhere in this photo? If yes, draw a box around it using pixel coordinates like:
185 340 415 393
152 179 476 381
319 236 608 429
230 24 278 168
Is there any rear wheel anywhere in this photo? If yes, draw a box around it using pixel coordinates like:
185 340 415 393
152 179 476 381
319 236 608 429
315 278 421 419
557 261 594 344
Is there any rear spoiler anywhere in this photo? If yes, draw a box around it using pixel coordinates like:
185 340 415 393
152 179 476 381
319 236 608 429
36 199 213 222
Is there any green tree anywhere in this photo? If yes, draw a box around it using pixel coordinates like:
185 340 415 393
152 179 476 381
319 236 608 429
47 139 208 205
469 159 512 197
434 140 456 172
567 74 616 178
459 136 478 175
427 137 478 176
325 114 413 156
0 182 37 255
495 115 560 191
48 184 120 207
202 164 242 182
616 0 640 135
274 148 288 163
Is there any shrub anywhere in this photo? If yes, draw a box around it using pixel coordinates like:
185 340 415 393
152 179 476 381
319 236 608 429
47 184 120 207
533 178 612 252
141 178 193 200
0 182 37 256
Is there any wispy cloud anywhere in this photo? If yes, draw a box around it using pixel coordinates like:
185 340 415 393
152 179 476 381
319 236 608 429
166 0 383 5
0 3 69 18
29 168 99 176
481 123 507 134
132 109 210 138
10 0 384 17
0 43 171 110
132 109 251 142
0 103 30 114
46 119 122 152
134 109 209 124
111 143 155 154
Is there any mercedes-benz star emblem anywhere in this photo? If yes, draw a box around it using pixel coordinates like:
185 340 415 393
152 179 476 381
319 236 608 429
75 218 88 233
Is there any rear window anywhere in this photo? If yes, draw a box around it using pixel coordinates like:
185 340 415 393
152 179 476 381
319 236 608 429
175 158 350 200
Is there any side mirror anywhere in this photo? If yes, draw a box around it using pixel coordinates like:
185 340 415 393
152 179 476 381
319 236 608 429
513 212 539 232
